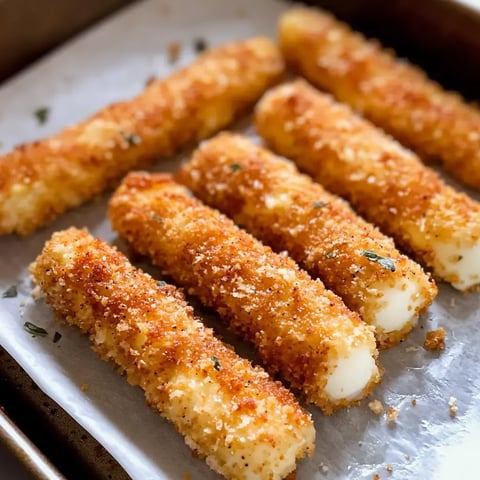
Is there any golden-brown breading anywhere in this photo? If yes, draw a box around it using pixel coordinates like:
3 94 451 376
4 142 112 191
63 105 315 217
255 80 480 291
177 133 437 348
279 7 480 190
30 228 315 480
0 37 284 236
109 172 381 414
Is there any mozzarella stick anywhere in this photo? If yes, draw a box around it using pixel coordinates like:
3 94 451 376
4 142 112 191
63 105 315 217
30 228 315 480
279 7 480 190
177 133 437 348
255 80 480 291
0 37 284 236
109 172 380 414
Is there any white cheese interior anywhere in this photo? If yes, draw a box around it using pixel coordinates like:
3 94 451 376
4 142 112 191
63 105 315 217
325 346 377 400
432 241 480 290
374 278 423 333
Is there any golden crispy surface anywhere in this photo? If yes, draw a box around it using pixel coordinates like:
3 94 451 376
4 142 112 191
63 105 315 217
0 37 284 236
279 7 480 190
255 81 480 288
177 133 437 348
109 173 380 413
30 228 314 480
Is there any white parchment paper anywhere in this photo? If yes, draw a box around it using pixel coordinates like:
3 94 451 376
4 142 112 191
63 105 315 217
1 1 479 479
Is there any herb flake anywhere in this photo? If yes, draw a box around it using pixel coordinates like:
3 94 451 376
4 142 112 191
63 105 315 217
229 163 242 172
360 249 396 272
24 322 48 337
151 214 163 222
122 132 140 146
211 355 222 371
313 201 329 209
34 107 49 125
2 285 17 298
194 38 208 53
326 252 336 259
157 280 167 287
53 331 62 343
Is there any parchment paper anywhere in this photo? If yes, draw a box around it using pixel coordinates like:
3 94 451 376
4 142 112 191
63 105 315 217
1 1 479 478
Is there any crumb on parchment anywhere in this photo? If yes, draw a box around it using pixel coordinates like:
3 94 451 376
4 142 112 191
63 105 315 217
386 464 393 473
411 398 417 406
167 41 181 64
373 474 380 480
368 399 384 415
449 397 458 417
386 406 398 424
424 327 446 351
80 383 89 392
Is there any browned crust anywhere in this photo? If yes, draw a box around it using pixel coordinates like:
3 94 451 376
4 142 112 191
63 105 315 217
255 80 480 288
279 7 480 190
30 227 314 479
177 133 437 348
0 37 284 236
109 172 381 414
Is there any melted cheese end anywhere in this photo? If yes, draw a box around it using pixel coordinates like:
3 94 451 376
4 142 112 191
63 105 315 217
375 278 423 333
325 346 377 400
433 241 480 290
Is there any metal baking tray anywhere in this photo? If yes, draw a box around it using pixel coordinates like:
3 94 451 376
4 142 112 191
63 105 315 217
1 0 479 478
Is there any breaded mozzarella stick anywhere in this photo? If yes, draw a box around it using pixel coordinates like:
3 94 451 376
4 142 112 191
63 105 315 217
177 133 437 347
30 228 315 480
0 37 284 236
279 7 480 190
109 173 381 414
255 81 480 291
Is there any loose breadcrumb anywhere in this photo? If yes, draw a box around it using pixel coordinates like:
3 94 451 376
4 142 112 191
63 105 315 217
424 327 446 351
80 383 89 392
386 406 398 424
411 398 417 407
449 397 458 417
405 346 419 353
373 474 380 480
386 464 393 473
368 399 384 416
167 41 181 64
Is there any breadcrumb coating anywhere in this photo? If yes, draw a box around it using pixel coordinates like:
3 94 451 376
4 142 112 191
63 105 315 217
255 81 480 291
30 228 314 480
109 173 381 414
178 133 436 348
279 7 480 190
0 37 284 236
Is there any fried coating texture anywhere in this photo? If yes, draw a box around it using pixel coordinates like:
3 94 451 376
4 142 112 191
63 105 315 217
30 228 314 480
177 133 437 348
109 173 381 414
255 81 480 291
279 7 480 190
0 37 284 236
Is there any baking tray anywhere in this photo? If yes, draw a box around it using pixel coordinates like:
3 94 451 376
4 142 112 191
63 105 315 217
1 0 480 479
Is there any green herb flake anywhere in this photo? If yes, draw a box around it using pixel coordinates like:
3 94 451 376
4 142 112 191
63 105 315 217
53 331 62 343
229 163 242 172
211 355 222 371
2 285 17 298
24 322 48 337
194 38 208 53
157 280 167 287
313 201 329 209
360 249 396 272
151 214 163 222
326 252 336 259
122 132 140 146
34 107 49 125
